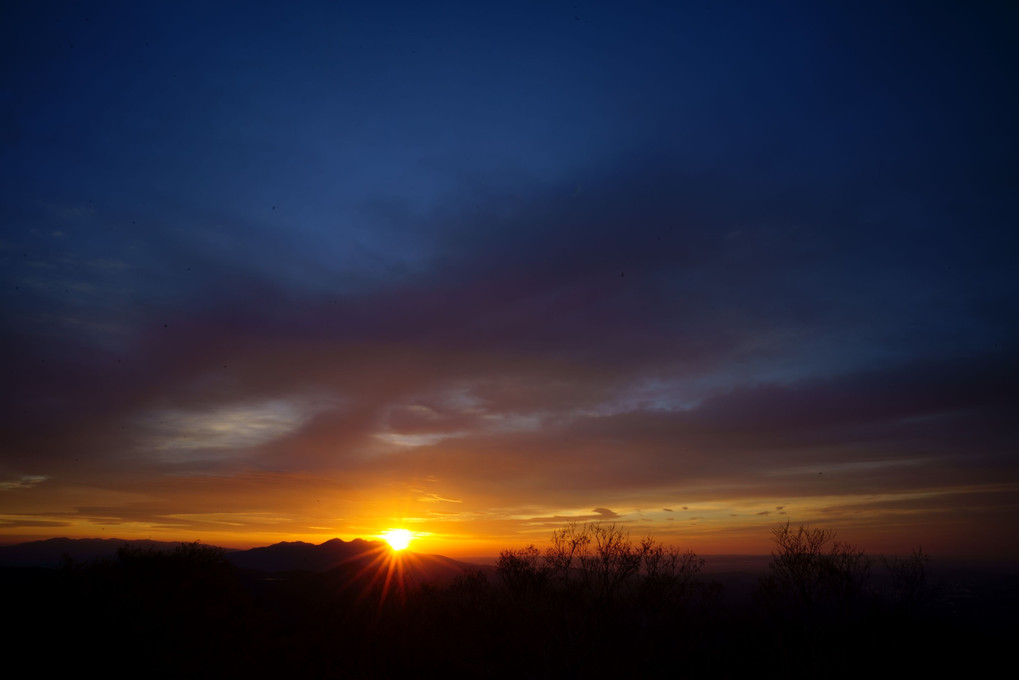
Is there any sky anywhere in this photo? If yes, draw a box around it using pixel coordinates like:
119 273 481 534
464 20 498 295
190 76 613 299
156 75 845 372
2 0 1017 560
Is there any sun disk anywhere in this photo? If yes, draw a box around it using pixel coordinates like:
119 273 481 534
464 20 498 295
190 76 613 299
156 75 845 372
382 528 412 551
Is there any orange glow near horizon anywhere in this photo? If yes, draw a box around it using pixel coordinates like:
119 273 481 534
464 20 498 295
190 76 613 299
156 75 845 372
3 492 1011 561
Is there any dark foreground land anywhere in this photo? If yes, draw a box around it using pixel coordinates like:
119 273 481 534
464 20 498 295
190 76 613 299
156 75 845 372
4 533 1016 679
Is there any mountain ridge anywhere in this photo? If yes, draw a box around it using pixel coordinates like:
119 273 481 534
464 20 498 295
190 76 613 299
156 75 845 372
0 536 481 580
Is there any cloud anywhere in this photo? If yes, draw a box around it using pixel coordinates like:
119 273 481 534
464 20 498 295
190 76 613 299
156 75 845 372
516 508 623 525
140 399 315 459
416 493 463 504
0 518 71 529
0 476 48 491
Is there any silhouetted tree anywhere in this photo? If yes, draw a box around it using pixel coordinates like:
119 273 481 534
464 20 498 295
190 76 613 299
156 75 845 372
757 521 869 618
575 523 644 598
754 521 872 677
637 537 705 608
883 546 938 616
496 544 549 596
545 521 590 584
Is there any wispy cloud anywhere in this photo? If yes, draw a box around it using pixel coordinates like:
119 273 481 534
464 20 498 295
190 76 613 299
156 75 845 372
0 476 48 491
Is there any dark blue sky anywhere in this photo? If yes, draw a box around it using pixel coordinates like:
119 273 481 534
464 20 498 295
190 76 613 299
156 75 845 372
2 1 1017 556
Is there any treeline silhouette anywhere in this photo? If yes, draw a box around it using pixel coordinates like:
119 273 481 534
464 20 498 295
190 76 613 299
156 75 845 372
5 522 1008 678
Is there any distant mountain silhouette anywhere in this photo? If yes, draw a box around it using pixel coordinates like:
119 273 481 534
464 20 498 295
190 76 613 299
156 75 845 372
0 537 189 567
0 536 482 585
227 537 380 572
228 538 482 587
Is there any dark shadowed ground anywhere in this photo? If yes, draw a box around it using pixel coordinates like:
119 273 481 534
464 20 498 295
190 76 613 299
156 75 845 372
3 535 1016 678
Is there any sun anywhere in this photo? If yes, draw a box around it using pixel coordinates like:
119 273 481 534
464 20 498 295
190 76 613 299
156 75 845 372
382 528 413 551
